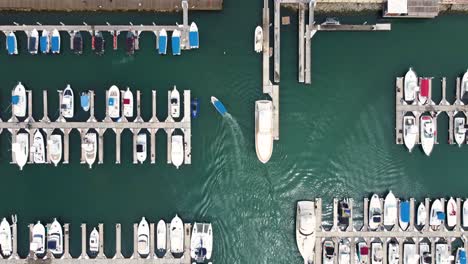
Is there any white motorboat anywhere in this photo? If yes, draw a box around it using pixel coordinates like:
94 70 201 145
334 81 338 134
30 221 45 255
190 223 213 263
31 130 45 164
136 133 147 164
171 135 184 169
435 244 450 264
404 68 418 103
388 242 400 264
255 100 274 163
456 248 466 264
61 85 74 119
0 218 12 257
89 227 99 254
338 239 350 264
454 117 466 147
254 26 263 53
417 202 427 227
403 116 418 152
383 191 397 228
357 241 369 264
156 220 166 252
47 218 63 255
420 243 432 264
369 194 382 231
462 70 468 99
123 88 133 118
463 200 468 228
170 86 180 119
430 199 444 230
371 242 383 264
48 134 62 166
399 201 410 231
447 197 457 229
12 82 26 118
403 243 417 264
296 201 316 264
323 240 335 264
83 132 97 168
137 217 150 256
13 132 29 170
170 215 184 254
108 85 120 119
420 115 436 156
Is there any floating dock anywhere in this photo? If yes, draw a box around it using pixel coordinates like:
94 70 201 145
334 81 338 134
5 87 191 168
395 76 468 147
299 196 468 264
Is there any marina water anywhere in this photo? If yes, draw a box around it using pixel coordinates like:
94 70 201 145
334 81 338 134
1 3 468 263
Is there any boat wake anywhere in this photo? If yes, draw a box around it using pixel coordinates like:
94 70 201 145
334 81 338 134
113 56 135 65
223 113 246 167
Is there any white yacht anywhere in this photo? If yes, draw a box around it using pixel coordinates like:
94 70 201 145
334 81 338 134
338 239 350 264
83 132 97 168
61 85 74 119
190 223 213 263
137 217 150 256
369 194 382 231
12 82 26 118
123 88 133 118
404 68 418 103
463 200 468 228
255 100 274 163
170 215 184 254
383 191 397 228
0 218 12 257
254 26 263 53
47 218 63 255
136 133 147 164
156 220 166 252
30 221 45 255
170 86 180 119
388 242 400 264
171 135 184 169
13 132 29 170
454 117 466 147
48 134 62 166
435 244 450 264
447 197 457 229
323 240 335 264
296 201 316 264
108 85 120 119
430 199 444 230
461 70 468 99
417 202 427 227
403 116 418 152
371 242 383 264
420 115 436 156
89 227 99 254
31 130 45 164
403 243 417 264
420 243 432 264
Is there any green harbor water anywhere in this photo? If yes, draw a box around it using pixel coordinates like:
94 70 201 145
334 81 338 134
1 1 468 263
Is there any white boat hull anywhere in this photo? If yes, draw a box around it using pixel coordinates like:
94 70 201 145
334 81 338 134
0 218 12 257
461 70 468 99
369 194 382 231
447 198 457 228
156 220 166 251
430 199 443 230
61 85 74 118
136 133 147 164
108 85 120 119
170 215 184 254
89 228 99 253
296 201 316 264
417 203 426 227
123 88 134 118
255 100 274 163
383 191 397 227
254 26 263 53
404 68 418 102
30 221 45 255
463 200 468 228
48 134 62 166
403 116 417 152
83 133 97 168
47 218 63 255
170 86 180 119
420 116 436 156
171 135 184 168
32 130 45 164
12 82 26 118
454 117 466 147
13 133 29 170
137 217 150 256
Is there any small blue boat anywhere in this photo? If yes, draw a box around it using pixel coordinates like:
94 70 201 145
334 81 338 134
189 22 199 49
158 29 167 55
51 29 60 54
211 96 227 116
80 91 90 112
172 29 181 56
191 98 199 118
457 248 467 264
40 30 50 54
399 201 410 230
7 32 18 55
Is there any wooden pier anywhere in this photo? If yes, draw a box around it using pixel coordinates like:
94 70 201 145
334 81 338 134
395 76 467 147
300 196 468 264
5 87 191 169
4 218 194 263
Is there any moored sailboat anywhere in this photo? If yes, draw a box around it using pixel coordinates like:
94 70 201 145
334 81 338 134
447 197 457 229
156 220 166 253
13 132 29 170
383 191 397 228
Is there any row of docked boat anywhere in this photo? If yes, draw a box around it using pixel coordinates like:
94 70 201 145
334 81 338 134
403 68 431 105
320 238 465 264
4 22 199 56
6 29 61 55
402 113 436 156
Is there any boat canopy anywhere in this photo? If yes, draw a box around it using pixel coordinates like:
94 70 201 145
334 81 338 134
40 37 48 52
47 240 57 249
172 36 181 55
437 211 445 220
360 246 369 255
400 201 410 222
189 31 199 48
420 79 429 97
460 250 467 264
108 98 115 106
7 35 15 54
159 35 167 54
51 36 60 52
80 95 89 108
11 95 20 105
123 98 131 105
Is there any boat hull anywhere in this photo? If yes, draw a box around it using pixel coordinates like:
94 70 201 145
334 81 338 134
137 217 150 256
136 133 147 164
254 26 263 53
255 100 274 163
383 191 397 227
369 194 382 231
170 215 184 254
210 96 227 115
171 135 184 168
447 198 457 228
13 133 29 170
420 115 436 156
156 220 166 252
454 117 466 147
123 88 134 118
296 201 316 264
61 85 74 119
404 68 417 102
0 218 12 257
48 134 62 166
12 82 27 118
403 116 417 152
417 203 426 227
170 87 180 119
32 130 45 164
108 85 120 119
